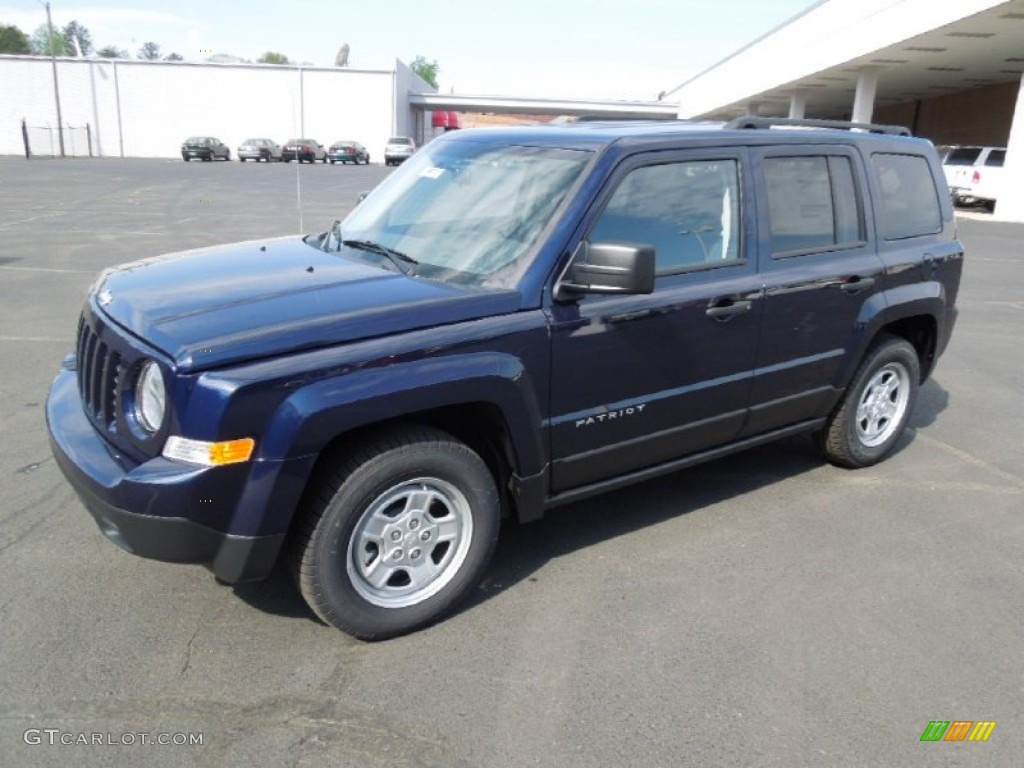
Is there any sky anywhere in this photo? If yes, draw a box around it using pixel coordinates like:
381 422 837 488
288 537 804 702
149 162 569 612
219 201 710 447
0 0 815 101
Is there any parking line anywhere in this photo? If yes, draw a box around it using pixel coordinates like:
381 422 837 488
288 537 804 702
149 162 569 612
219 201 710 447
0 265 95 275
0 336 67 343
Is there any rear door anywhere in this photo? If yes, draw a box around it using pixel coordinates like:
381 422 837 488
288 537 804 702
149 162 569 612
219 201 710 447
743 145 885 436
548 148 764 492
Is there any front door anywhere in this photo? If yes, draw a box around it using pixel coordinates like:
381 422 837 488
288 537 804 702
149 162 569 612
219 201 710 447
548 149 763 492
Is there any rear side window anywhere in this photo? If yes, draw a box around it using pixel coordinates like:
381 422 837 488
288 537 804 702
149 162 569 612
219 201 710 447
872 153 942 240
762 156 863 256
944 147 982 166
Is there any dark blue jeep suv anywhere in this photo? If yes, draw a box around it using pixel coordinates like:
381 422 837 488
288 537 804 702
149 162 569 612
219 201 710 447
47 118 962 639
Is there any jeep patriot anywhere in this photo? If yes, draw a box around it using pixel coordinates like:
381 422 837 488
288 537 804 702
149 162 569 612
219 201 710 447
47 118 963 639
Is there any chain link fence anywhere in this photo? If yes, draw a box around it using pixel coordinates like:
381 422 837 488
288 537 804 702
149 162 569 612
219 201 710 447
21 120 94 158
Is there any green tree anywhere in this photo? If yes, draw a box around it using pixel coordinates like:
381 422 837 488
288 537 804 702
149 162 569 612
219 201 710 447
257 51 289 64
97 45 126 58
0 24 32 54
410 55 439 89
62 20 92 56
30 23 69 56
164 52 183 61
137 41 160 60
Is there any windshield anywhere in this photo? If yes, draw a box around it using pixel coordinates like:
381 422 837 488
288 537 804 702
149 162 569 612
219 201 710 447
340 138 591 287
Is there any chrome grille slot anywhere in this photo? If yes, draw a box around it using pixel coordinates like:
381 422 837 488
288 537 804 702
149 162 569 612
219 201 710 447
76 318 123 430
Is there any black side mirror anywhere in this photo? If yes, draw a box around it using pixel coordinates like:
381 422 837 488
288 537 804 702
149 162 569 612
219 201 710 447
557 241 655 299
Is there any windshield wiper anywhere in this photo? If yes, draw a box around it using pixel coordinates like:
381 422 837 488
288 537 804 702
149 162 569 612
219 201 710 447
340 237 419 275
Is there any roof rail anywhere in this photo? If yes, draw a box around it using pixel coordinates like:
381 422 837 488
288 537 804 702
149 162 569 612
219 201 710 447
724 116 912 137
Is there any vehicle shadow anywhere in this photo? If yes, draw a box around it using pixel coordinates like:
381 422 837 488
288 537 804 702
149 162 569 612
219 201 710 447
462 378 953 617
910 377 950 430
233 379 952 627
460 435 825 614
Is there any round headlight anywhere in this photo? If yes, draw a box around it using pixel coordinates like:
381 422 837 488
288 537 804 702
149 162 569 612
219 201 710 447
135 361 166 433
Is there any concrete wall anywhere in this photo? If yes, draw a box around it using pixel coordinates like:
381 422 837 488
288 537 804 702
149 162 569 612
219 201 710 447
392 59 437 145
0 55 402 161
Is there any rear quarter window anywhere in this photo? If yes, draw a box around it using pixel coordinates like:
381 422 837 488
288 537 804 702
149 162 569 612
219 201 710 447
944 147 982 166
985 150 1006 167
871 153 942 240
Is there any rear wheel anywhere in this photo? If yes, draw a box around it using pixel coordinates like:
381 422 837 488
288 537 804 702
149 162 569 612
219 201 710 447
290 427 501 640
819 334 920 468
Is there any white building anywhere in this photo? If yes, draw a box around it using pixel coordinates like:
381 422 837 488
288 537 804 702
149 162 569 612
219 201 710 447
0 55 434 163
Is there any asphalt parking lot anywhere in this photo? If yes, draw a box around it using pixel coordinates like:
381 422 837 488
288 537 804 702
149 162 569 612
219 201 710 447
1 156 1022 767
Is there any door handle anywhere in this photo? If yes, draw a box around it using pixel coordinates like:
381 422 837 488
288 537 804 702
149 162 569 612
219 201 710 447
830 276 876 295
705 299 752 321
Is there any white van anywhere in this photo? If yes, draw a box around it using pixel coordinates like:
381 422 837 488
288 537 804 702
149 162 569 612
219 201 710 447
943 145 1006 210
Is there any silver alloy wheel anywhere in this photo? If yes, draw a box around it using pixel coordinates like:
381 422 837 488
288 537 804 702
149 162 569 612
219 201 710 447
347 478 474 608
855 362 910 447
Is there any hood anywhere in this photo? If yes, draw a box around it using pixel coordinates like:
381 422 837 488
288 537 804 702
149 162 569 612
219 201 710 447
96 236 521 372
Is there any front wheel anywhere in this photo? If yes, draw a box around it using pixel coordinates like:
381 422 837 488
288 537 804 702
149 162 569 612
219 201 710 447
291 427 501 640
818 335 920 468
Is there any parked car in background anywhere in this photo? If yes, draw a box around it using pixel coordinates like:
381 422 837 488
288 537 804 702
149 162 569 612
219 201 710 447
281 139 327 163
942 145 1006 210
238 138 281 162
328 140 370 165
181 137 231 161
384 136 416 165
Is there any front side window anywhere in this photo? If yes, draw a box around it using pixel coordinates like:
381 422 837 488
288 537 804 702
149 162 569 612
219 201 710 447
763 155 863 256
588 159 742 273
872 153 942 240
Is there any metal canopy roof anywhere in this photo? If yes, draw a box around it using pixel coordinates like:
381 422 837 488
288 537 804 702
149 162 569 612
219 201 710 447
408 93 679 119
693 2 1024 119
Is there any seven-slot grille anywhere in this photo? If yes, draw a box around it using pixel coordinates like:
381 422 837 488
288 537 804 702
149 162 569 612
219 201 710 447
76 315 123 430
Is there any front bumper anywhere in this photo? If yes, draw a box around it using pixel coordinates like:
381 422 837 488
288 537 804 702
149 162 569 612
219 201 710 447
46 366 284 583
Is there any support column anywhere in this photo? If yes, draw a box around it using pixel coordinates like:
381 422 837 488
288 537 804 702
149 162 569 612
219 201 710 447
852 67 880 125
745 101 762 117
992 73 1024 222
789 90 807 120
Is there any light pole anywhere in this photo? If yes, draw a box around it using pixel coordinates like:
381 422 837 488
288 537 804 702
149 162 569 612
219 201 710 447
39 1 65 157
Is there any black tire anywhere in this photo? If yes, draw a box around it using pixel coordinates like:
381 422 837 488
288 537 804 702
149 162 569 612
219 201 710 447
290 427 501 640
239 157 246 162
182 155 190 162
819 334 920 468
